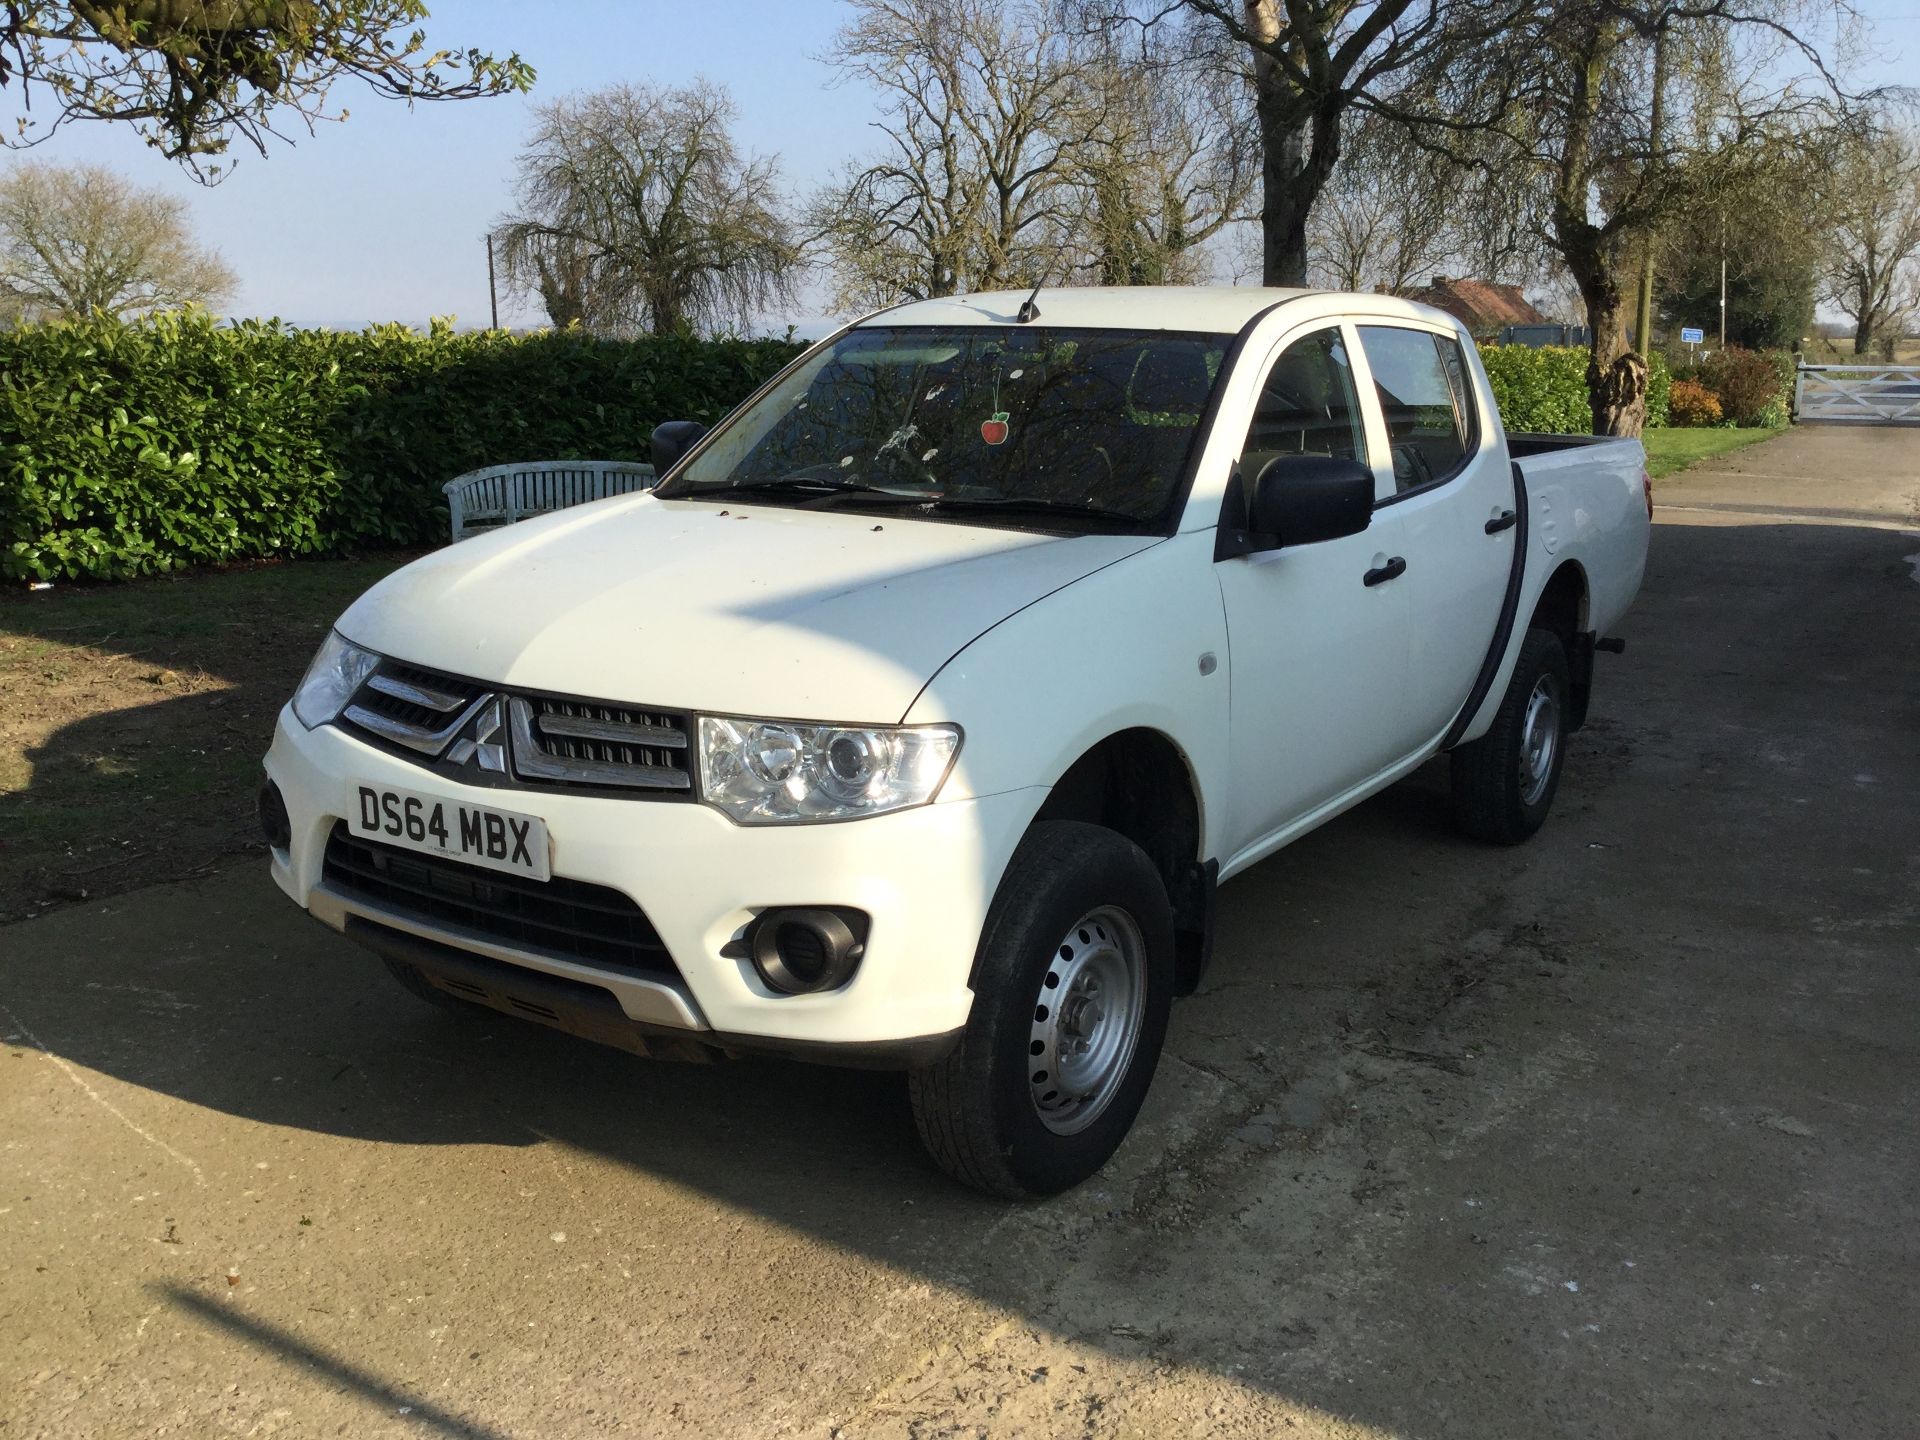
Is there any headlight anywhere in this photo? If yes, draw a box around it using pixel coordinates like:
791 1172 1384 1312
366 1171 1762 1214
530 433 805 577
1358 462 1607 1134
291 630 379 730
698 716 960 824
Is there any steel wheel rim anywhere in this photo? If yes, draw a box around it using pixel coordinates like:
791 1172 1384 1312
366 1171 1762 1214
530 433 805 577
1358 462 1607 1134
1519 675 1561 807
1027 905 1146 1136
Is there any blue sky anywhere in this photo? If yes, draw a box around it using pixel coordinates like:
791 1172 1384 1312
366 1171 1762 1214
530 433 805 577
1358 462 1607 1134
3 0 1916 336
0 1 874 333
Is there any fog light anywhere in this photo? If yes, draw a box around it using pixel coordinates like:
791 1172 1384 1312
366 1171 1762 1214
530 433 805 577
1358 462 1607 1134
750 908 867 995
257 780 292 851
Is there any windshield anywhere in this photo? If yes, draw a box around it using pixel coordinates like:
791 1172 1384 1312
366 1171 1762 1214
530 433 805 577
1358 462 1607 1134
656 326 1231 529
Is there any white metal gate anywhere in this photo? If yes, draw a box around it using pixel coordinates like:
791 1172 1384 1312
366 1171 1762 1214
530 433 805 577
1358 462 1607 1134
1794 364 1920 423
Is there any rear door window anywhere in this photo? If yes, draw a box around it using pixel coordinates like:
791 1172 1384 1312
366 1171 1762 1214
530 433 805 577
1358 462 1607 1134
1357 326 1478 494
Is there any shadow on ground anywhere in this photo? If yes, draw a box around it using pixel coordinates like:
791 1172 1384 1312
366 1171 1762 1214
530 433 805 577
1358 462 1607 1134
6 514 1920 1438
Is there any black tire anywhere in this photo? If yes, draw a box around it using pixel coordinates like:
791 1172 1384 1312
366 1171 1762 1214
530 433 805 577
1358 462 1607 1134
1450 626 1571 845
908 820 1175 1198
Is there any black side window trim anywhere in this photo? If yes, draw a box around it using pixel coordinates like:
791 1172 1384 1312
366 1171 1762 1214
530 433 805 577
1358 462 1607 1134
1361 325 1483 509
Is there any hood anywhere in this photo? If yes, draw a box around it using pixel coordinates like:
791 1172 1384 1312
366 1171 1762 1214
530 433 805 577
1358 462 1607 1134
338 493 1157 722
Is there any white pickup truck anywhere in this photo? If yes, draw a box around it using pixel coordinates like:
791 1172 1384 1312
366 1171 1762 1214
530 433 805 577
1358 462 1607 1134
262 287 1649 1196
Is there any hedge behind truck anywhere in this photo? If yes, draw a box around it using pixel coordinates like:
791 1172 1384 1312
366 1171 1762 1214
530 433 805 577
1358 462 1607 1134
0 313 804 582
1477 343 1674 434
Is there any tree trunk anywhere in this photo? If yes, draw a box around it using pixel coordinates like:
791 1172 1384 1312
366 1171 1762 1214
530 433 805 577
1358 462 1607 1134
1633 29 1668 358
1588 300 1649 436
1551 18 1645 436
647 284 685 337
1243 0 1341 288
1260 131 1312 286
1570 249 1648 436
1852 318 1872 355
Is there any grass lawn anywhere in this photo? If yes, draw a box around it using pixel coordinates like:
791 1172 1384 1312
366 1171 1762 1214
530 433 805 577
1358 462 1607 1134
0 555 413 921
1641 425 1787 480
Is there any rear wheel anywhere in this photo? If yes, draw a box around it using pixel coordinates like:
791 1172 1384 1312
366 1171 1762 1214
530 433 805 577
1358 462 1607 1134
1450 626 1571 845
908 821 1174 1198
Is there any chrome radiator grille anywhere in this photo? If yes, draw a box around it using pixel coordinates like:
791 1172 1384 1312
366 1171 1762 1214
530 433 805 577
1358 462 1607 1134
339 661 693 797
511 697 691 790
342 665 488 754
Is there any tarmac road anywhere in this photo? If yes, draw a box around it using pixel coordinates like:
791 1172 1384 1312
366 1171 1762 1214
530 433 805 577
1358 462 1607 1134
3 424 1917 1439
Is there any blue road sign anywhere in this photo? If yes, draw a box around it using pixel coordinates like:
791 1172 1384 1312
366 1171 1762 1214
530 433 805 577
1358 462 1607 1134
1681 327 1704 344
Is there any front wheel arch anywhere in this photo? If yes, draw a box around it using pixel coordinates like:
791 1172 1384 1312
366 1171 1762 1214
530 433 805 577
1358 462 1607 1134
1025 727 1214 994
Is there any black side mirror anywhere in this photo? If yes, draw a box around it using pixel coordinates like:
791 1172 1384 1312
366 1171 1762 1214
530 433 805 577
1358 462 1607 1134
650 420 708 473
1247 454 1375 548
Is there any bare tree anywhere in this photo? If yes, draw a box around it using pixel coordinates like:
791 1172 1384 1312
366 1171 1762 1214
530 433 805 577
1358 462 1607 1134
1072 21 1257 285
496 81 800 337
1417 1 1847 434
1819 120 1920 355
0 160 236 320
1308 116 1464 291
1081 0 1535 286
0 2 531 178
806 0 1107 308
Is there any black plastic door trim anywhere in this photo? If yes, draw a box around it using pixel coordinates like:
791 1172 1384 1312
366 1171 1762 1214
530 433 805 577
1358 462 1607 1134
1441 460 1530 750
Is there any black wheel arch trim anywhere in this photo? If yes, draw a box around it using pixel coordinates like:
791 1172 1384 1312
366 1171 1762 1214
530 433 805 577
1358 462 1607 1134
1441 459 1530 751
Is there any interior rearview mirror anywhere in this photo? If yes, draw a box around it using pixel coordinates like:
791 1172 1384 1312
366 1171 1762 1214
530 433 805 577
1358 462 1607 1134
651 420 709 473
1247 454 1375 548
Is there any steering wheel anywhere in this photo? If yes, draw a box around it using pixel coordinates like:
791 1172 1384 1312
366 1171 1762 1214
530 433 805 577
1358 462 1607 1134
1391 442 1433 490
1059 443 1116 497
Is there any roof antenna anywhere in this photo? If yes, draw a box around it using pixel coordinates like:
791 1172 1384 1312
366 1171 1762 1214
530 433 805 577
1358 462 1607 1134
1016 279 1044 324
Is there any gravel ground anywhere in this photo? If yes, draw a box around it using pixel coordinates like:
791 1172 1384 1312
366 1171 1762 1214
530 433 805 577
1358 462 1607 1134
2 424 1916 1439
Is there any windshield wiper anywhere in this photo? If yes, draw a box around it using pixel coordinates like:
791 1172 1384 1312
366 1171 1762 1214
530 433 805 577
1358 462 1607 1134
679 474 918 501
923 495 1145 527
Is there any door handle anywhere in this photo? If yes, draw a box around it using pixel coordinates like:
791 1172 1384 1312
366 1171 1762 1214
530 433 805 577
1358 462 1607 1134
1485 509 1518 534
1363 556 1407 587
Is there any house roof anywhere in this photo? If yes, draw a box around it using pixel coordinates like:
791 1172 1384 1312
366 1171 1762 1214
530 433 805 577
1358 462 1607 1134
1399 277 1546 332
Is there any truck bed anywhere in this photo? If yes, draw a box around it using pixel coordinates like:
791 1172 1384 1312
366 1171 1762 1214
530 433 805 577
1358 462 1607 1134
1506 432 1644 461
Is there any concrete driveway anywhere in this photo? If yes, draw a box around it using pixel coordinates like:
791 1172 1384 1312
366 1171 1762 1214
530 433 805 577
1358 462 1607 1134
4 425 1917 1439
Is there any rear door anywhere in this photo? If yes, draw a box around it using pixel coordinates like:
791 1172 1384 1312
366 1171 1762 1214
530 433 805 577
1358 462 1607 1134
1351 322 1516 743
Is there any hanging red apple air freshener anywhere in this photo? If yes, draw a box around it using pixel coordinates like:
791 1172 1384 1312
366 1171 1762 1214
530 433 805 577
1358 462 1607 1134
980 411 1011 445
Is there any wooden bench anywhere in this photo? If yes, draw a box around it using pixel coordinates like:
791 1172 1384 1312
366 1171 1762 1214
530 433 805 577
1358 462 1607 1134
443 460 658 542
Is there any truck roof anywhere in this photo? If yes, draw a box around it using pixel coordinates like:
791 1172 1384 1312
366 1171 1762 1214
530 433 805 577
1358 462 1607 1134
860 285 1461 335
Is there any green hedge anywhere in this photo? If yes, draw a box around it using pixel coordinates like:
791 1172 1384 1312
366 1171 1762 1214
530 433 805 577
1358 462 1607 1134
1476 343 1672 435
0 313 805 581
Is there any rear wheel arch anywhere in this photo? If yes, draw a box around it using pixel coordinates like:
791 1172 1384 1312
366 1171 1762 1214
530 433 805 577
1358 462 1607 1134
1530 561 1593 729
1530 560 1590 650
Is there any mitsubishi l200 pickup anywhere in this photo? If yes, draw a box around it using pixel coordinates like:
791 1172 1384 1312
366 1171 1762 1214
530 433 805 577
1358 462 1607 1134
261 287 1650 1196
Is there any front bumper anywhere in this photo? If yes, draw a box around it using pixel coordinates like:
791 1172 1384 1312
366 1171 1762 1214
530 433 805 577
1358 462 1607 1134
264 708 1041 1059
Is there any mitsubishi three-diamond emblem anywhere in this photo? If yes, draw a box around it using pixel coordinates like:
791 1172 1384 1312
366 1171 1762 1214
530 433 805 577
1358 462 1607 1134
444 695 507 772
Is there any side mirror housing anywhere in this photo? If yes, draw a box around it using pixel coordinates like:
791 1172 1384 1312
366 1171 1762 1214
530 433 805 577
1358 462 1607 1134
650 419 709 473
1247 454 1375 548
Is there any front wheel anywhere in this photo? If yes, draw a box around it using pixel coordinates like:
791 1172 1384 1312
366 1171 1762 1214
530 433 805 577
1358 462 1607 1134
1450 626 1571 845
908 821 1174 1198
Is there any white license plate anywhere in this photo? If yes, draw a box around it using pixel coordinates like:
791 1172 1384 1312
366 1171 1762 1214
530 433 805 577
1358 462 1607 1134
350 783 551 881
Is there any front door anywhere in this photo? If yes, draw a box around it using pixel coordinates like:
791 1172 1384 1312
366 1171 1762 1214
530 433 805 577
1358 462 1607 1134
1214 322 1413 858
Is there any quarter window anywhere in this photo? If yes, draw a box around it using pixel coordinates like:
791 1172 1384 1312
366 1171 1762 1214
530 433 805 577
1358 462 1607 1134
1357 326 1478 493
